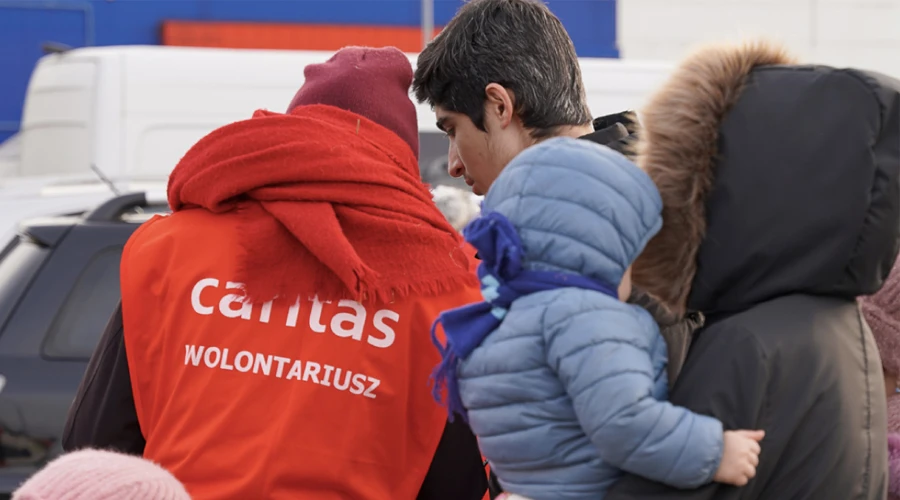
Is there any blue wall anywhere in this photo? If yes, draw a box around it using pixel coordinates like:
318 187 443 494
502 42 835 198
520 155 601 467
0 0 617 143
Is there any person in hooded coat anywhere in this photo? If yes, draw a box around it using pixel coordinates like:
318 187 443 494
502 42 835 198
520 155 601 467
62 46 489 500
604 40 900 500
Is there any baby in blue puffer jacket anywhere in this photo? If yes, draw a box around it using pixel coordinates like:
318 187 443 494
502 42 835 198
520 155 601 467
431 137 764 500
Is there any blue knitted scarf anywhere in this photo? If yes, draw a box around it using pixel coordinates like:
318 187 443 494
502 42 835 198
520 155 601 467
430 211 619 422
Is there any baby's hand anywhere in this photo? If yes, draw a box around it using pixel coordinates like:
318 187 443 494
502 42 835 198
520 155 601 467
713 430 764 487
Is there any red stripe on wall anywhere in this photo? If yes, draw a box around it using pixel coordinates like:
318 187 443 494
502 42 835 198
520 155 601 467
161 20 442 52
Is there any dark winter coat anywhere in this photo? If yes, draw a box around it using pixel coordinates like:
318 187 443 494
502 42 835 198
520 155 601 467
606 41 900 500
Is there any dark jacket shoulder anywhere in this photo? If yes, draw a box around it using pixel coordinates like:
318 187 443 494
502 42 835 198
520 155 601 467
606 294 888 500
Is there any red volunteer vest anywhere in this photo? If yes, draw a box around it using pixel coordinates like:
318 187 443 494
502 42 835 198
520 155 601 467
121 209 481 500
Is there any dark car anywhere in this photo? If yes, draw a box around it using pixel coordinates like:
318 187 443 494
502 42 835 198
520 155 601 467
0 192 166 497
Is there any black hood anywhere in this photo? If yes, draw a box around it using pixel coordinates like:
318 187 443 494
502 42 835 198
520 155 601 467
631 41 900 317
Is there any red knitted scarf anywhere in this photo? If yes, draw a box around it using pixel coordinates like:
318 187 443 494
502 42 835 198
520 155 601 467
168 104 476 304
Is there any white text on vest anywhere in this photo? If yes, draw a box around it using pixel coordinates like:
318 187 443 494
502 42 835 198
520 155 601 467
190 278 399 348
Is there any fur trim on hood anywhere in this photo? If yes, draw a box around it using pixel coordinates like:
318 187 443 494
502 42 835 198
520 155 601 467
632 40 797 316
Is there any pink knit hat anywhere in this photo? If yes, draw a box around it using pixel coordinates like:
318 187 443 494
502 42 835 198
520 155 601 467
12 449 190 500
286 46 419 159
860 256 900 379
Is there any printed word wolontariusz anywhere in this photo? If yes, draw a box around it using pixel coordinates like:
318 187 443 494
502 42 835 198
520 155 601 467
184 345 380 399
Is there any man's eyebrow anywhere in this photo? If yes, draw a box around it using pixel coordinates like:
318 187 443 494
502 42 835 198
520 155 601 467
436 117 447 132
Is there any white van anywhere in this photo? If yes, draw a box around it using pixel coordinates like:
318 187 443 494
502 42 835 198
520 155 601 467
0 45 672 242
7 45 672 181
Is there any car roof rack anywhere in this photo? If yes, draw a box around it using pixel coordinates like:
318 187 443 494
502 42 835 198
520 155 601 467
84 192 151 222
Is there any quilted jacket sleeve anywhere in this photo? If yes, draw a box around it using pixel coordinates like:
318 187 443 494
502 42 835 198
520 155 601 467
543 297 724 489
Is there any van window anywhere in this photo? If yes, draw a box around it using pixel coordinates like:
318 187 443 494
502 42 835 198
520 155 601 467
42 246 122 359
132 125 227 177
0 237 50 335
19 60 96 176
19 125 92 176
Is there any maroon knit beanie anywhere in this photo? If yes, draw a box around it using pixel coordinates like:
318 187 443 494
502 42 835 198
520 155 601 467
860 255 900 378
287 46 419 159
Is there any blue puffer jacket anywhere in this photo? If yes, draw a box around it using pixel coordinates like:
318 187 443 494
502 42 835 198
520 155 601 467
457 138 724 500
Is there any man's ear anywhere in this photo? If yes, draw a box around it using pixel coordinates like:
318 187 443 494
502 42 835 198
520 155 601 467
484 83 515 129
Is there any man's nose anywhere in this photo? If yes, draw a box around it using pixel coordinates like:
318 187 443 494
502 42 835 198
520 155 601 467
447 144 465 178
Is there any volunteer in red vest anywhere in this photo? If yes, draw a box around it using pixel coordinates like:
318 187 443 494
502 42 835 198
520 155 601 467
62 46 489 500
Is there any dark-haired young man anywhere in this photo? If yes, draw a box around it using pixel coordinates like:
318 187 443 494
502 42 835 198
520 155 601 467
413 0 636 197
413 1 692 499
413 0 672 354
